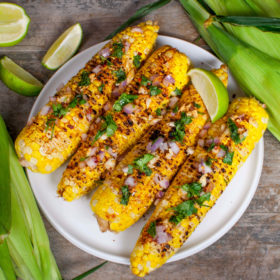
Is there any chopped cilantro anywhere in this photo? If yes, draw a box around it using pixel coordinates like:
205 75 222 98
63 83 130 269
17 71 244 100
45 118 56 139
180 182 202 198
133 153 154 176
207 142 215 151
92 114 118 144
120 185 131 205
155 108 161 116
220 145 234 165
112 42 124 59
133 54 141 68
79 71 90 86
98 84 104 92
147 221 156 238
52 103 68 118
140 75 151 86
113 93 138 112
205 157 215 166
171 112 192 142
114 68 126 83
100 55 106 62
127 164 134 174
196 193 211 206
80 156 89 162
194 102 201 108
169 200 197 224
173 105 179 113
228 118 244 144
68 94 86 108
173 88 182 96
198 111 205 115
150 86 161 96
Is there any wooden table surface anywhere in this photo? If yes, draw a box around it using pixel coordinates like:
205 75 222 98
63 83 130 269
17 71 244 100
1 1 280 279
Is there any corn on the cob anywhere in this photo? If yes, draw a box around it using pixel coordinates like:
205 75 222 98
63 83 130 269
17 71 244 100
90 66 228 232
15 21 159 173
58 46 191 201
130 97 268 277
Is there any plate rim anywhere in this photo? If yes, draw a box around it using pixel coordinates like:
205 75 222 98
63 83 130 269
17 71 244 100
26 35 264 265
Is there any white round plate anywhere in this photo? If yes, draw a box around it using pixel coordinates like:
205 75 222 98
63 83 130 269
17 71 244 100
27 35 264 265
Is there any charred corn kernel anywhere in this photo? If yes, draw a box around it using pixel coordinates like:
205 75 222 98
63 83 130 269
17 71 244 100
15 21 159 174
58 46 191 201
130 97 268 277
91 66 228 232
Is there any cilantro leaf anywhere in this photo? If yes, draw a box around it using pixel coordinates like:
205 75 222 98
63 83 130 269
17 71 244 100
112 42 124 59
98 84 104 92
114 68 126 83
45 118 56 139
171 112 192 142
133 54 141 68
140 75 151 86
169 200 197 225
127 164 134 174
133 153 154 176
180 182 202 198
173 105 179 113
120 185 131 205
223 151 234 165
113 93 138 112
147 221 156 237
79 71 90 86
196 192 211 206
150 86 161 96
228 118 244 144
207 142 215 151
173 88 182 96
194 102 201 108
155 108 161 116
52 103 68 118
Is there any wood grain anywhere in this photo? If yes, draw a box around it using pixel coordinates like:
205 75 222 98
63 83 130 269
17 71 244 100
1 1 279 279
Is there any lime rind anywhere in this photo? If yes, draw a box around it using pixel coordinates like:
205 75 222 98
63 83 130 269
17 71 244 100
0 3 30 47
188 68 229 122
0 56 43 96
42 23 83 70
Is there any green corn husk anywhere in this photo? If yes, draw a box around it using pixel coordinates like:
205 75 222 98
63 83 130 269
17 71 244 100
180 0 280 141
247 0 280 17
0 116 11 242
0 240 16 280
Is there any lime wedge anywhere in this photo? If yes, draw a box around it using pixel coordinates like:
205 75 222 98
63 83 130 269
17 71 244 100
42 23 83 70
0 3 30 47
0 56 43 96
188 68 229 122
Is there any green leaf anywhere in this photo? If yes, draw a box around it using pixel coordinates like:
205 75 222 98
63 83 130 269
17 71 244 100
104 114 118 137
150 86 161 96
0 116 11 241
196 192 211 206
147 221 156 238
173 88 182 96
133 153 154 176
120 185 131 205
171 112 192 142
114 68 126 83
169 200 197 224
228 118 244 144
127 164 134 174
98 84 104 92
156 108 161 116
140 75 151 86
112 42 124 59
113 93 138 112
133 54 141 68
194 102 201 108
180 182 202 197
223 151 234 165
105 0 171 40
72 261 108 280
0 240 16 279
79 71 90 86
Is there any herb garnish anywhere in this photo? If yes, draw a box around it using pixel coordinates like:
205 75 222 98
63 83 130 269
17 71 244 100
228 118 245 144
140 75 151 86
120 185 131 205
130 153 155 176
205 157 215 166
169 200 197 225
173 105 179 113
196 193 211 206
127 164 134 174
194 102 201 108
92 114 118 144
80 156 89 162
155 108 161 116
45 118 56 139
52 103 68 118
171 112 192 142
133 54 141 68
98 84 104 92
147 221 156 237
112 42 124 59
113 93 138 112
173 88 182 96
207 142 215 151
180 182 202 198
150 86 161 96
220 145 234 165
114 68 126 83
79 71 91 86
68 94 86 108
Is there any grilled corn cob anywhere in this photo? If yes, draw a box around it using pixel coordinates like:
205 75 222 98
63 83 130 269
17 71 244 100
91 66 228 232
58 46 191 201
130 97 268 277
15 21 159 173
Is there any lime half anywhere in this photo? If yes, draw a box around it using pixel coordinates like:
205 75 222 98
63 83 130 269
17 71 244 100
42 23 83 70
188 68 229 122
0 3 30 47
0 56 43 96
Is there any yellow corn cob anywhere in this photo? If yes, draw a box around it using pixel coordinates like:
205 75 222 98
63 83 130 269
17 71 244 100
90 66 228 232
130 97 268 277
58 46 191 201
15 21 159 173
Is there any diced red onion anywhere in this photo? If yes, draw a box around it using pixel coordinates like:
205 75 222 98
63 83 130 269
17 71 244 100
155 225 172 244
131 27 143 33
105 158 115 170
104 102 112 112
98 151 105 161
150 74 159 81
153 173 161 184
81 133 87 141
159 179 169 189
155 191 164 199
168 141 180 155
49 96 56 102
198 161 212 174
88 147 97 157
214 137 220 144
112 86 121 97
150 137 164 152
163 74 175 86
139 86 147 95
146 98 151 108
169 97 179 108
86 113 93 122
198 139 204 147
122 166 129 173
92 65 102 74
198 129 207 138
203 122 211 130
99 47 110 58
119 80 127 90
124 176 136 187
40 105 51 116
124 41 130 53
79 161 86 169
123 103 135 114
206 138 213 146
107 147 117 158
96 117 101 123
56 82 64 92
217 148 226 158
67 124 74 129
86 157 97 169
159 142 168 153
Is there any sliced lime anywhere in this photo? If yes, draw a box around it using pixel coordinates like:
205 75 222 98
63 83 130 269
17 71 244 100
0 56 43 96
0 3 30 47
188 68 229 122
42 23 83 70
